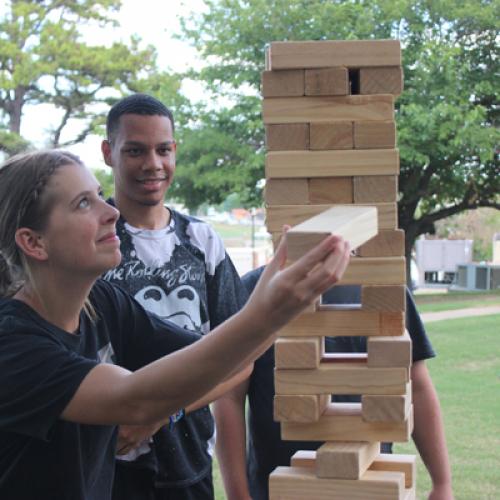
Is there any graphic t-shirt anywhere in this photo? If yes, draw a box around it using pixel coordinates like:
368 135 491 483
103 205 248 487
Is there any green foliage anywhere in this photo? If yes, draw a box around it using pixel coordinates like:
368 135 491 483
177 0 499 251
0 0 157 151
93 167 115 199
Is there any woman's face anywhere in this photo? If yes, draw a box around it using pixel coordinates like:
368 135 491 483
40 163 121 277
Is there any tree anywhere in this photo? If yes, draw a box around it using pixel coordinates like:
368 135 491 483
178 0 499 280
0 0 156 154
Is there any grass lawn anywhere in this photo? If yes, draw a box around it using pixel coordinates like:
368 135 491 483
414 289 500 313
213 311 500 499
396 313 500 499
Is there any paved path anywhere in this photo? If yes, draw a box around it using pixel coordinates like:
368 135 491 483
420 306 500 323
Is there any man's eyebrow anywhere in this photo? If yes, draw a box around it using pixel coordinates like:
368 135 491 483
121 140 175 146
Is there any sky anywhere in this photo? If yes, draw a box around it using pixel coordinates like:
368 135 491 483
21 0 208 169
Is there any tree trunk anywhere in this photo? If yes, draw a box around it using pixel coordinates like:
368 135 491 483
8 87 26 135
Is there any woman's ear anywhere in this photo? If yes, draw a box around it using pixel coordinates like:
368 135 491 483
15 228 48 261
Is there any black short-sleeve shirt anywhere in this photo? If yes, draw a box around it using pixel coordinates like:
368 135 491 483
0 280 200 500
242 267 435 500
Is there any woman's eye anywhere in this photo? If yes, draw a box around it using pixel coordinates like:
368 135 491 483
78 197 90 209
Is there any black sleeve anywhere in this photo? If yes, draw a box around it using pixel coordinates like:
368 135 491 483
207 252 248 328
0 332 97 441
406 287 436 362
241 266 265 296
92 280 202 371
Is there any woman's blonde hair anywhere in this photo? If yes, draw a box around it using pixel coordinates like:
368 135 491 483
0 150 96 318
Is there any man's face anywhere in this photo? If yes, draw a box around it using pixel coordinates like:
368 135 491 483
102 114 176 207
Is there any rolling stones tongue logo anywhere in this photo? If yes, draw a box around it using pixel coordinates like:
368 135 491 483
134 285 202 331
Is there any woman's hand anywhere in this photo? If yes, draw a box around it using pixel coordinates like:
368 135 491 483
246 232 350 333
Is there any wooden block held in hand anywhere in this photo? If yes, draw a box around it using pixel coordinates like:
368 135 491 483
358 230 405 257
269 39 402 69
308 177 353 204
262 95 394 124
310 122 353 150
274 394 329 423
368 330 412 367
262 69 304 97
266 123 309 151
362 285 406 312
305 67 349 96
275 336 323 369
286 205 378 261
354 175 398 203
316 441 380 479
359 66 404 95
265 178 309 205
266 204 391 233
354 121 396 149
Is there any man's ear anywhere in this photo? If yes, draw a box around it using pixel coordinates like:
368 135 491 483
101 140 114 168
15 228 48 262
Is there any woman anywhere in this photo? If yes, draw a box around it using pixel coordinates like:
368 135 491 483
0 150 349 499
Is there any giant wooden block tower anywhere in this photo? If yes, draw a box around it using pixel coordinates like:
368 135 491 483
261 40 416 499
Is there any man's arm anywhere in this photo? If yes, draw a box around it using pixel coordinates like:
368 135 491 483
411 360 453 500
213 377 252 500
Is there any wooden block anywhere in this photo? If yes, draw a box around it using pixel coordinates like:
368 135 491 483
308 177 353 203
274 394 329 423
354 120 396 149
305 67 349 96
362 285 406 312
280 403 413 442
371 454 416 488
266 123 309 151
274 466 406 500
262 95 394 124
266 149 399 178
277 309 405 337
270 466 404 499
274 363 409 396
269 40 402 69
266 203 397 232
362 384 412 423
368 329 412 367
339 257 406 286
286 206 378 261
316 441 380 479
381 312 406 336
261 69 304 97
290 451 416 489
354 175 398 203
290 450 317 468
275 336 323 369
310 122 353 150
404 486 416 500
264 178 309 205
358 229 405 257
359 66 404 95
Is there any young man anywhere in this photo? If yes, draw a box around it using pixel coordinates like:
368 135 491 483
227 267 453 500
101 94 249 500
